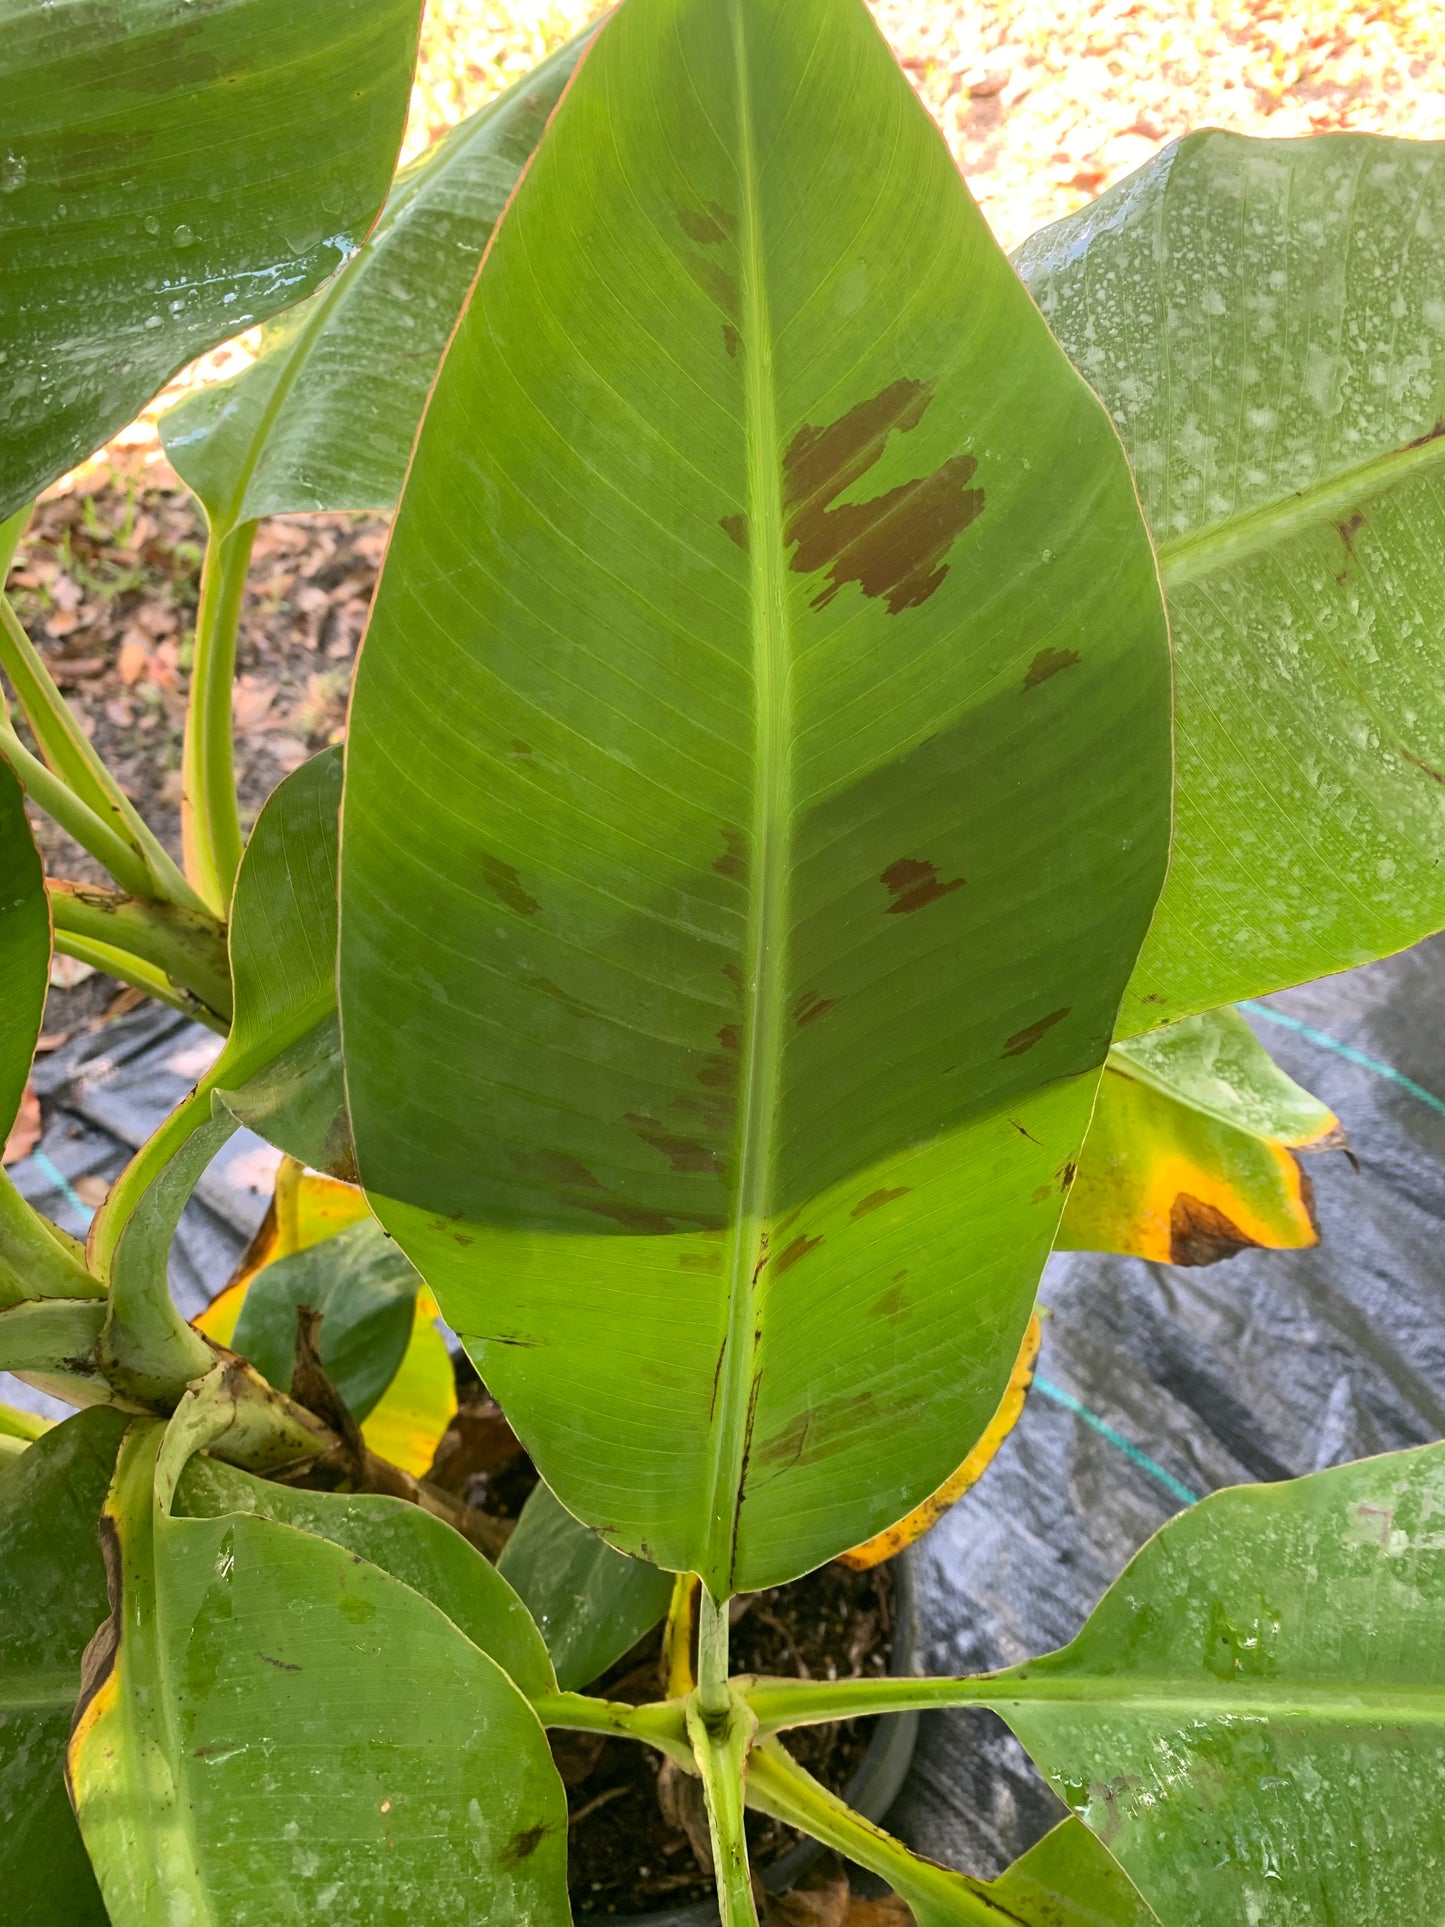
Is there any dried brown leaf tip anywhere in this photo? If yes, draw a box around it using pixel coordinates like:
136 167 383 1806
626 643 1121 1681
881 856 965 914
783 377 984 613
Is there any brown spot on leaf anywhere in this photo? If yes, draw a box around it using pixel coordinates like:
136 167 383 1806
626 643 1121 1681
1024 646 1081 690
503 1823 553 1865
575 1197 678 1234
873 1282 908 1321
698 1054 736 1090
714 827 748 882
480 853 540 917
1030 1184 1055 1204
783 378 984 613
508 738 535 760
510 1149 602 1192
1169 1195 1262 1266
1003 1008 1070 1057
718 1023 741 1054
851 1187 909 1218
753 1389 877 1471
522 974 592 1019
1405 417 1445 450
1402 747 1445 786
881 857 965 914
719 512 749 551
1059 1161 1077 1192
258 1652 301 1672
678 201 736 245
792 991 838 1028
722 323 741 359
1336 510 1366 559
690 258 738 317
624 1113 722 1175
681 1250 725 1272
771 1233 822 1277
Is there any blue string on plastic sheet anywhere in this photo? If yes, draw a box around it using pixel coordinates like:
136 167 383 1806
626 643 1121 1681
28 1148 96 1228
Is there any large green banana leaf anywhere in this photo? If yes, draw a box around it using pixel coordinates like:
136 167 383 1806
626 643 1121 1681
0 0 423 521
0 1408 126 1927
982 1442 1445 1925
1014 132 1445 1033
339 0 1172 1594
70 1424 570 1927
163 31 589 530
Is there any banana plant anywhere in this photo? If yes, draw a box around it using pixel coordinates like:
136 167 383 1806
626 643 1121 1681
2 1 1444 1922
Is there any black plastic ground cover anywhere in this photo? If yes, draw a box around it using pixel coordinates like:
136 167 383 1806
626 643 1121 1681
5 934 1444 1880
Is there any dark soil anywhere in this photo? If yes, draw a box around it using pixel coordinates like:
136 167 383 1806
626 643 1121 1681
564 1563 896 1917
427 1364 900 1918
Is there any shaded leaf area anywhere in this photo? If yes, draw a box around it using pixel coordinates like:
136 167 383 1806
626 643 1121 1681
164 31 590 528
499 1477 673 1691
92 747 347 1359
71 1424 570 1927
212 744 347 1173
990 1820 1160 1926
231 1218 418 1423
341 0 1170 1594
0 0 424 519
0 755 48 1141
1060 1007 1341 1265
175 1454 554 1698
985 1442 1445 1925
196 1160 456 1478
1014 131 1445 1032
0 1408 127 1927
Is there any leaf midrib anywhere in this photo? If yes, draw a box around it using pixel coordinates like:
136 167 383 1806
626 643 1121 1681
1157 424 1445 589
700 1 794 1596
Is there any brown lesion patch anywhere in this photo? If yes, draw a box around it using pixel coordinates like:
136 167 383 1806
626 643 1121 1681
1402 747 1445 787
1169 1195 1263 1266
510 1148 601 1192
851 1187 909 1218
714 827 748 882
881 857 965 914
1024 646 1081 690
677 201 736 246
1336 510 1366 560
782 377 984 614
1003 1008 1070 1057
574 1197 679 1234
717 1023 741 1054
873 1281 908 1321
722 323 741 359
770 1233 822 1277
697 1053 736 1091
624 1113 722 1175
792 991 838 1028
502 1822 554 1866
522 973 591 1019
719 512 749 551
680 1249 724 1272
479 853 540 917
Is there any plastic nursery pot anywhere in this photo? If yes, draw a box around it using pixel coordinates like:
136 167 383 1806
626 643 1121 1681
593 1549 919 1926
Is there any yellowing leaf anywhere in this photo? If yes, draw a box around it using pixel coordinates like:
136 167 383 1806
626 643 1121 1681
837 1313 1042 1570
1060 1010 1342 1266
195 1164 455 1476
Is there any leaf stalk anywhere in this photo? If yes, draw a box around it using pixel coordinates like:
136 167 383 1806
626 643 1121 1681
181 519 257 915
